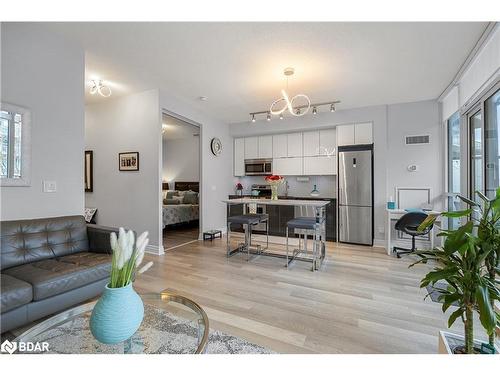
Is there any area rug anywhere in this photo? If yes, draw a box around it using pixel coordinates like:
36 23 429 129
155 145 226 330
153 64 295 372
19 303 275 354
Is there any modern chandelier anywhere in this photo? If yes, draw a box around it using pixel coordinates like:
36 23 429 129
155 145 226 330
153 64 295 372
250 67 340 122
89 80 112 97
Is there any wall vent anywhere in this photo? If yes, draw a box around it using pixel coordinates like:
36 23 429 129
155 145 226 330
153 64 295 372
405 135 430 145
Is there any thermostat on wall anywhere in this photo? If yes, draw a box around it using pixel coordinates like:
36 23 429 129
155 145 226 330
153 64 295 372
407 165 418 172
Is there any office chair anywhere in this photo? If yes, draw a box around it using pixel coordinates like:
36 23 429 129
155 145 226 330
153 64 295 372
393 212 434 258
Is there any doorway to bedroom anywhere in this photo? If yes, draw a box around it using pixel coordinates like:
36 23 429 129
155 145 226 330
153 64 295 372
161 112 200 251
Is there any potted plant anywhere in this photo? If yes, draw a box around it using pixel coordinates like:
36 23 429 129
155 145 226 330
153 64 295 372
411 188 500 354
90 228 152 344
265 175 284 200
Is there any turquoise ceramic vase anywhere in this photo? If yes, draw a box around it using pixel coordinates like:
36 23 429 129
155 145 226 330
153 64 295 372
90 283 144 345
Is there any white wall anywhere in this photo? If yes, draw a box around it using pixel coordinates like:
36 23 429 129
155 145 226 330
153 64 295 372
1 23 85 220
230 100 443 244
162 136 200 184
441 24 500 120
160 90 233 240
85 90 161 251
386 100 444 212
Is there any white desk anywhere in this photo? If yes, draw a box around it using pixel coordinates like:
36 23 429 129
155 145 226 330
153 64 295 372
386 208 441 255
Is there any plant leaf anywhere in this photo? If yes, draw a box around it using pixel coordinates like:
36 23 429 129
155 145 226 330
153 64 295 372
458 195 479 207
448 307 464 328
442 209 472 218
475 284 496 335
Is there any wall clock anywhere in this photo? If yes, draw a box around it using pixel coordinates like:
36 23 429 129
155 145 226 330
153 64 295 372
210 137 222 156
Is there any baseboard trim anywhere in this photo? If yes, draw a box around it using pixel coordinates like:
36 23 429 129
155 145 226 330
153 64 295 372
373 239 386 248
145 244 165 256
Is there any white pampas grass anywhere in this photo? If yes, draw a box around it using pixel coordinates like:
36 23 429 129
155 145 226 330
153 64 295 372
137 261 153 275
109 228 152 288
135 231 149 267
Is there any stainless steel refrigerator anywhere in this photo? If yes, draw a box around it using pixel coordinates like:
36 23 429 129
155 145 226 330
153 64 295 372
338 145 373 245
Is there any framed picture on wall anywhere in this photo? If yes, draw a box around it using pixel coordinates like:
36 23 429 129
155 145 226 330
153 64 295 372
84 150 93 192
119 152 139 171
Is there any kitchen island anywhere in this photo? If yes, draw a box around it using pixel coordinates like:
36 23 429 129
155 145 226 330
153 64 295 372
222 198 330 270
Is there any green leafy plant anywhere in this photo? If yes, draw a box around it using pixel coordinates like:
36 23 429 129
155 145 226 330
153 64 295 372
411 188 500 354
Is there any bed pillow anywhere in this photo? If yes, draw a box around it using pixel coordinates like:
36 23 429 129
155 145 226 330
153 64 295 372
166 191 178 199
183 191 199 204
163 198 180 205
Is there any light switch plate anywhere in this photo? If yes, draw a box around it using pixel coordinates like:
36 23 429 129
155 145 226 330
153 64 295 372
43 180 57 193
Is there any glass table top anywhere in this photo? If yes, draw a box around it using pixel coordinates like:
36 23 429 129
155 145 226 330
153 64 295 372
13 291 209 354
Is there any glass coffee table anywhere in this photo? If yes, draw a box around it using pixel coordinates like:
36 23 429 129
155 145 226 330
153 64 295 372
13 291 209 354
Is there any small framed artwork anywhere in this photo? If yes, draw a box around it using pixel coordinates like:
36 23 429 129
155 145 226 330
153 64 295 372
119 152 140 171
84 150 93 192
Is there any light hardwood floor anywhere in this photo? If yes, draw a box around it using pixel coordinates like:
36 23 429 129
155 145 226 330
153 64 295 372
136 236 489 354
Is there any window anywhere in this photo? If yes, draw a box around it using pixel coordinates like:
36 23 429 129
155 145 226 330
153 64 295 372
0 103 31 186
485 88 500 199
447 112 461 229
0 110 23 178
470 109 483 196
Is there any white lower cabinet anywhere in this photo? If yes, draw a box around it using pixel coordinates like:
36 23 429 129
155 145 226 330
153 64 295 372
274 157 303 176
303 156 337 175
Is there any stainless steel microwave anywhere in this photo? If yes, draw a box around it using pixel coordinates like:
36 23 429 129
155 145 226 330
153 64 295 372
244 159 272 176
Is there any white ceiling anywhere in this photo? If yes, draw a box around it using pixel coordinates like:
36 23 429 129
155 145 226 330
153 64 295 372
47 22 487 123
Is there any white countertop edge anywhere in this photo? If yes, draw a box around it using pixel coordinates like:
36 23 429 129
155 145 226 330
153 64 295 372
222 198 330 207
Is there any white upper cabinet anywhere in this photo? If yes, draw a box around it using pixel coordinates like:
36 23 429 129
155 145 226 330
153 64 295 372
244 137 258 159
274 157 303 176
234 138 245 176
303 156 337 175
336 123 373 146
319 129 336 155
258 135 273 158
336 125 355 146
272 134 288 158
287 133 303 157
354 122 373 144
303 131 320 156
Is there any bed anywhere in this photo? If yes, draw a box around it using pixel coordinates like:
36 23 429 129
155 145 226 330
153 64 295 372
162 181 199 228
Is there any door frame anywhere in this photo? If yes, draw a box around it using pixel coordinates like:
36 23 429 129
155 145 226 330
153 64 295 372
160 108 203 251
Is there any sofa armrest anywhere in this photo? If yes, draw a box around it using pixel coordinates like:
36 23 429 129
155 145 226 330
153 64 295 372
87 224 119 254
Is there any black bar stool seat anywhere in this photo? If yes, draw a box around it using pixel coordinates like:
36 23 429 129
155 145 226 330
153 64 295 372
227 215 261 225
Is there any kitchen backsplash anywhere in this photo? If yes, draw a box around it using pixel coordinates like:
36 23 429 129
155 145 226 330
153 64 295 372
234 175 336 198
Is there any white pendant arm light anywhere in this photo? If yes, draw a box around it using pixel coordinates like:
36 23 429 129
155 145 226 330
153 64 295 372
89 80 112 97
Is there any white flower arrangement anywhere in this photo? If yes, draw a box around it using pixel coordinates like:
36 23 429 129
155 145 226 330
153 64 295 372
109 228 152 288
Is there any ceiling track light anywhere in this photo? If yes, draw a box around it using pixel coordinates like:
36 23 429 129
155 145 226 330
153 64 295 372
250 100 340 122
89 80 112 97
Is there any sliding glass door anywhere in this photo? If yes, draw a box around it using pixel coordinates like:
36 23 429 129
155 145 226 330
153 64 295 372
485 88 500 198
466 84 500 201
470 108 483 196
447 112 461 229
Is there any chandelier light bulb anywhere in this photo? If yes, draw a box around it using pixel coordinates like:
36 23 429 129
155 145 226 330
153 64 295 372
251 114 256 123
312 107 317 115
266 112 271 121
296 108 301 115
279 113 284 120
330 103 336 112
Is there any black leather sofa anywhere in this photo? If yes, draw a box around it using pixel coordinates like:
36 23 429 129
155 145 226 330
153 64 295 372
0 215 118 333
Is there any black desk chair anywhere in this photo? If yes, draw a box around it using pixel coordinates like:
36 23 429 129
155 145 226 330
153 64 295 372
393 212 434 258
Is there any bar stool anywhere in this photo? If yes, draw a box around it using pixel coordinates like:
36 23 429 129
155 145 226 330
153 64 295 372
245 213 269 251
227 214 268 260
285 217 322 271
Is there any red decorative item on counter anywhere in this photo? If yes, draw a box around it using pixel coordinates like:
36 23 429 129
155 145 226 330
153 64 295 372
264 175 284 200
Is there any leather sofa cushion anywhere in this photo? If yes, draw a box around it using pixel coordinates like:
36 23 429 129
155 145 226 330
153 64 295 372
4 253 111 301
1 274 33 313
1 215 90 270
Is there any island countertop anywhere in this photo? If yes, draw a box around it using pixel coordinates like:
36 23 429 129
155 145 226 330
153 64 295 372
222 198 330 207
